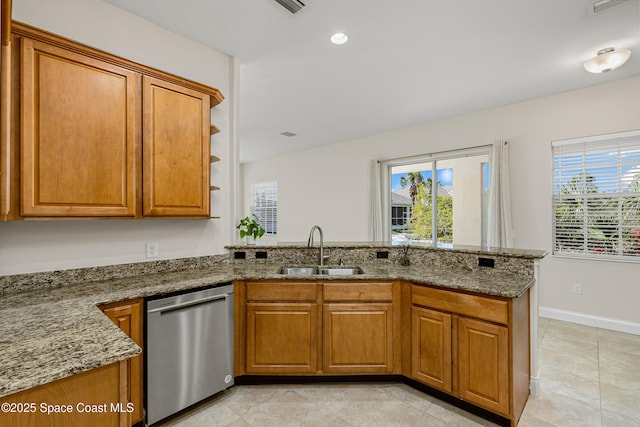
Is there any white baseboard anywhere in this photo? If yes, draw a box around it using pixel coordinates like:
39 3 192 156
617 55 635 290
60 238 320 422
529 376 541 397
539 306 640 336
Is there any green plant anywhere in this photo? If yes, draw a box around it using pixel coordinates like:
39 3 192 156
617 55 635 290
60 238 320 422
237 215 266 240
408 181 453 243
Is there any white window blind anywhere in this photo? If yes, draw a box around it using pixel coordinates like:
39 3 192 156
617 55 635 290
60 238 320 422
251 181 277 235
552 130 640 260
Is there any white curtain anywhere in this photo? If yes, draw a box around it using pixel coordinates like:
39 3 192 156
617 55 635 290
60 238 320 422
487 140 514 248
369 160 384 241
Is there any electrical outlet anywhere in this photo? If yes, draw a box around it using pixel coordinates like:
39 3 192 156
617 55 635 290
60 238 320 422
146 242 159 258
478 257 495 268
572 283 583 295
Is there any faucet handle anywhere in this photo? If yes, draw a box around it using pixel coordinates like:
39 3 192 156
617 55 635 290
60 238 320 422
323 248 331 262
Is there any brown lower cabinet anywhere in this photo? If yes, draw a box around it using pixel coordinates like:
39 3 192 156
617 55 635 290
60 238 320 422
246 302 319 373
323 303 394 373
99 299 143 425
458 316 510 415
243 281 319 374
237 280 399 376
411 306 453 392
0 361 129 427
236 280 530 426
412 304 510 415
409 284 530 425
322 281 397 374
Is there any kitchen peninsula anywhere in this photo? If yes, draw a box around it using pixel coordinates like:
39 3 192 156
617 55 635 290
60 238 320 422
0 242 545 426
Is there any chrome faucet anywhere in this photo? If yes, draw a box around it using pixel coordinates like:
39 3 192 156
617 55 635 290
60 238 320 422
307 225 329 266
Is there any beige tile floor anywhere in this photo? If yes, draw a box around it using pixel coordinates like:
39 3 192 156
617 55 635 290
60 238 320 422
155 318 640 426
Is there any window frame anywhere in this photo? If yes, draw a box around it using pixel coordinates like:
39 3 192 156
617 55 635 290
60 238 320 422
250 180 278 236
551 129 640 263
380 145 491 245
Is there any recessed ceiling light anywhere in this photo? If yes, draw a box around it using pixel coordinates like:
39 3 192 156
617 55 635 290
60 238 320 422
330 32 349 45
280 131 297 137
584 47 631 73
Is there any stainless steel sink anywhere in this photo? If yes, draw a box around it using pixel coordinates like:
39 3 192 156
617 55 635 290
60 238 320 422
277 267 318 275
318 267 364 275
277 266 364 276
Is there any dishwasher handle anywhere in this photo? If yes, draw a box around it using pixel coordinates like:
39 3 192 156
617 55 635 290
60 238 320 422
148 293 230 315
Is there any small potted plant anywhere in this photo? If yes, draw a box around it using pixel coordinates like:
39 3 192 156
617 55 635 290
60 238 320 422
237 214 265 244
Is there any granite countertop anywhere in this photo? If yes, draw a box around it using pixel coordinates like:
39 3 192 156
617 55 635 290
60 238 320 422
0 268 233 398
227 241 548 259
233 263 534 298
0 260 534 399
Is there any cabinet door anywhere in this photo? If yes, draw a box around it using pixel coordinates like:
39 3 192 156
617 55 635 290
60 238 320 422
458 317 510 416
246 303 318 374
411 306 452 392
21 38 138 217
101 299 143 425
323 303 394 374
0 362 128 427
143 76 210 217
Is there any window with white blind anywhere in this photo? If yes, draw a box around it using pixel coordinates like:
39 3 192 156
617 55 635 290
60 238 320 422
251 181 277 235
552 130 640 261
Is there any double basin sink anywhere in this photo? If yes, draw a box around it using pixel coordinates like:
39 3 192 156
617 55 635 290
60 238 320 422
278 266 364 276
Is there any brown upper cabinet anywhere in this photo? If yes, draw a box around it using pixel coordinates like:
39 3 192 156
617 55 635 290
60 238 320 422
143 76 210 217
21 37 139 217
3 22 223 220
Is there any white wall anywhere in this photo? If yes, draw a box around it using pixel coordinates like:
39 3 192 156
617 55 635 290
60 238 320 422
0 0 236 275
243 75 640 325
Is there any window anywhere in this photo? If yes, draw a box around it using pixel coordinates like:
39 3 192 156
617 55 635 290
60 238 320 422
391 205 411 228
382 147 490 246
251 181 277 235
552 130 640 260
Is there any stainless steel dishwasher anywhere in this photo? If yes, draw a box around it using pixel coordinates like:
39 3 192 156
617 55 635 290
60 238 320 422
146 284 234 425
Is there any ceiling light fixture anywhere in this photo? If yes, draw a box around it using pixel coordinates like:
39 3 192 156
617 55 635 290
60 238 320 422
273 0 305 14
330 32 349 45
583 47 631 73
591 0 628 14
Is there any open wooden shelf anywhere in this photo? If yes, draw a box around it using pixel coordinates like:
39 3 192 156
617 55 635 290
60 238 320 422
210 125 220 136
210 155 220 163
210 185 220 191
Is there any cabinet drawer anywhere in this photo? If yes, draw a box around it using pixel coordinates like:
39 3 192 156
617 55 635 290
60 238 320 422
323 282 393 302
411 285 509 325
247 282 318 302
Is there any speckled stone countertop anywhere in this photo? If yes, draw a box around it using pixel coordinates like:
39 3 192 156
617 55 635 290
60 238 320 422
0 245 543 399
232 263 534 298
226 241 547 259
0 267 233 398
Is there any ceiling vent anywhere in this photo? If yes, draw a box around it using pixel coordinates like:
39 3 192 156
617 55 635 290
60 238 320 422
273 0 305 14
591 0 628 14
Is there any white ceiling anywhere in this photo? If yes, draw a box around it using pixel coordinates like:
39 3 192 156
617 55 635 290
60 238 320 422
103 0 640 163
